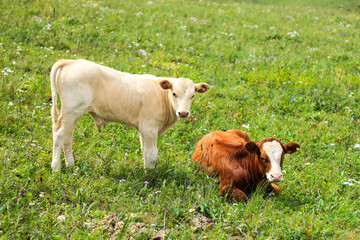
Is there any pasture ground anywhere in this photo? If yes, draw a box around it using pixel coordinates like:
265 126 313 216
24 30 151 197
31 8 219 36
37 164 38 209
0 0 359 239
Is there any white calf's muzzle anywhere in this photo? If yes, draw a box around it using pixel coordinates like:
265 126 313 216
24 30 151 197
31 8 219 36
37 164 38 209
178 111 189 118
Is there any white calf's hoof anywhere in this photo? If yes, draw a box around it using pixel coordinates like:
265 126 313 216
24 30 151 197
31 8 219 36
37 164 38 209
65 158 75 167
52 165 61 172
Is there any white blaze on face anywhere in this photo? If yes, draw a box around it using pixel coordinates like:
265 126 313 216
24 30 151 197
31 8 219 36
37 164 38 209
262 140 284 182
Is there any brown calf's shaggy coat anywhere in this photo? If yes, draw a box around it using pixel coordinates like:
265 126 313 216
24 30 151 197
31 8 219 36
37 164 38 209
192 129 300 201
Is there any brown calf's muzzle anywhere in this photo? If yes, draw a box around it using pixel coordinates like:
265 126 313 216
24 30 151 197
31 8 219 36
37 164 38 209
269 173 283 182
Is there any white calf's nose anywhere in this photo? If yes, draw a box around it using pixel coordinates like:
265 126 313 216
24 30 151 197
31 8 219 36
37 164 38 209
270 173 283 182
178 111 189 118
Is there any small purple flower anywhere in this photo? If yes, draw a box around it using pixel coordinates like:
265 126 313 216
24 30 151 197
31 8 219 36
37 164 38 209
341 32 345 36
208 81 213 85
144 181 149 185
155 68 158 70
34 231 39 235
120 179 126 183
289 97 295 102
129 58 134 60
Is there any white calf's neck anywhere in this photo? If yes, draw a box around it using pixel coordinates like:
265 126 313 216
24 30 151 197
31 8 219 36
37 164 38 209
262 140 283 181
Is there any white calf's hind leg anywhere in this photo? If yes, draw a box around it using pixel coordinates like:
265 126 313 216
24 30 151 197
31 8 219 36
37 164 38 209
63 122 77 167
139 130 158 169
52 115 79 172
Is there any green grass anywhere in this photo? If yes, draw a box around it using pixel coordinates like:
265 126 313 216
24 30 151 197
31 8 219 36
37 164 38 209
0 0 359 239
238 0 360 11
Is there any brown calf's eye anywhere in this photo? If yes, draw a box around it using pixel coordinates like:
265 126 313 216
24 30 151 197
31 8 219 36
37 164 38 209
173 93 177 97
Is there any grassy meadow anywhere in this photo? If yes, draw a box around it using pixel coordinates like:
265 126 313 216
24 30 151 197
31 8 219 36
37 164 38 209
0 0 359 239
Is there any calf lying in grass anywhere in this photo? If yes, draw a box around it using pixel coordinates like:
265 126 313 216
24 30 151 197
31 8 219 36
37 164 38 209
192 129 300 201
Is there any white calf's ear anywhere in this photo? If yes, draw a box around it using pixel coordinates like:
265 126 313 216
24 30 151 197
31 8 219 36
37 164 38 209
159 80 172 90
195 83 210 93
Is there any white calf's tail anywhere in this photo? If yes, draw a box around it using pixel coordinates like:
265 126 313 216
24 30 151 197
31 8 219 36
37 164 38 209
50 59 71 130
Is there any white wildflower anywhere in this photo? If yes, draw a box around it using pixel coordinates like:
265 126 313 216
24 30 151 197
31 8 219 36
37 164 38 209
348 179 360 184
287 31 299 37
43 24 51 30
138 49 147 57
190 17 197 22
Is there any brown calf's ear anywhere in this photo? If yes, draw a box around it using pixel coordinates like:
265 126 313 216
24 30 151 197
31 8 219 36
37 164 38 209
284 142 300 154
159 80 172 90
195 83 210 93
245 141 260 154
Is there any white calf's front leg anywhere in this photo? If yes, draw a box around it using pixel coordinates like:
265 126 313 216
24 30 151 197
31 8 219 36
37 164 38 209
139 130 158 169
139 134 145 156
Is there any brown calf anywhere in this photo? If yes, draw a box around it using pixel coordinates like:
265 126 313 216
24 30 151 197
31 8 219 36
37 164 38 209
192 129 300 201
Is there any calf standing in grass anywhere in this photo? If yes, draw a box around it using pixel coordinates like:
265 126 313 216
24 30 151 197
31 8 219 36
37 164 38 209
192 129 300 201
50 59 210 172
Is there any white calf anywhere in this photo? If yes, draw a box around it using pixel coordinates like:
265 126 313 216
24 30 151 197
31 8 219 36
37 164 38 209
50 59 210 171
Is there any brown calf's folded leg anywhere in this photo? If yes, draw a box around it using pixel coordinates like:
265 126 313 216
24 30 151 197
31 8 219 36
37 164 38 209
220 184 248 202
269 183 282 195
